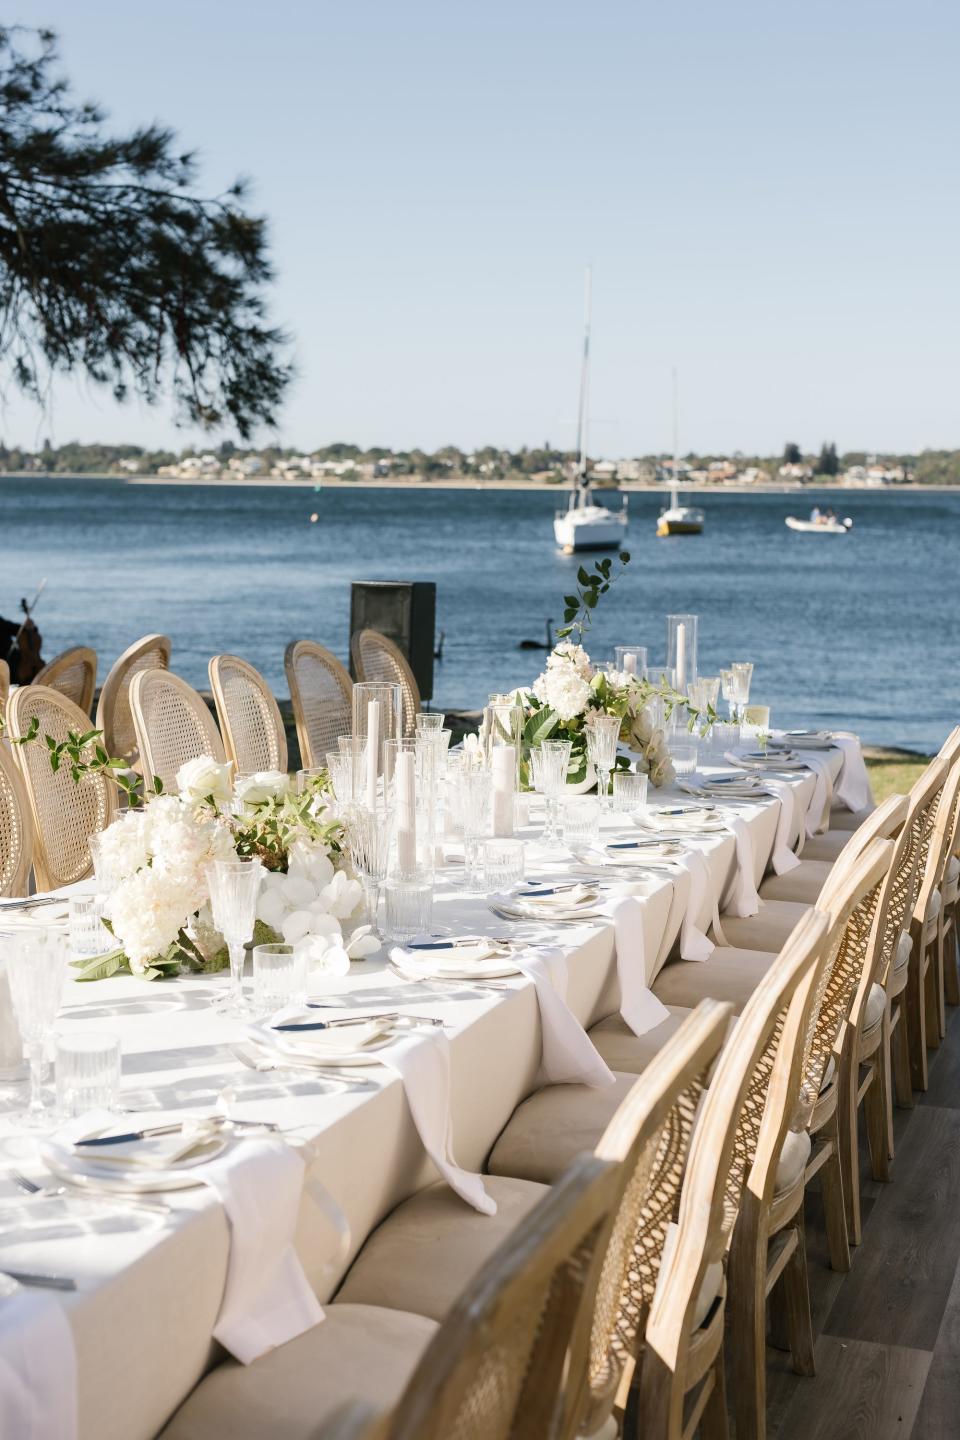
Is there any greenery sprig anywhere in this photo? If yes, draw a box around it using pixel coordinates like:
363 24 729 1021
557 551 631 644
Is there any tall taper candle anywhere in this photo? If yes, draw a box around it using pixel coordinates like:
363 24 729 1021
492 744 516 838
395 750 417 873
364 699 379 811
675 622 687 693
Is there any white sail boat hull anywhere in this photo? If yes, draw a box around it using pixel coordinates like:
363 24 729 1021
657 504 704 536
554 503 629 553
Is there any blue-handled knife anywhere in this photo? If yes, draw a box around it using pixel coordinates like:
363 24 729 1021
75 1121 188 1147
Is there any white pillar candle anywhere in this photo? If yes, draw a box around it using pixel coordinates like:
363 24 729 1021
364 699 379 812
624 653 637 676
492 744 516 837
675 623 687 693
395 750 417 873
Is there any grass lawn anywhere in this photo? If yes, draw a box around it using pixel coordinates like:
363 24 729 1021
865 751 930 803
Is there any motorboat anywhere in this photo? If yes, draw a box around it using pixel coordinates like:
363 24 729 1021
553 269 629 555
785 514 853 535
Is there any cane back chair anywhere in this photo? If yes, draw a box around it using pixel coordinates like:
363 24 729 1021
95 634 172 767
129 670 226 794
209 654 287 776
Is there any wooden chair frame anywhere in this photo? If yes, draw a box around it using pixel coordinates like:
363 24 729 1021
284 639 354 769
33 645 97 717
6 685 117 891
0 740 33 896
128 669 226 794
0 657 9 715
209 654 287 775
636 912 829 1440
351 629 421 738
95 634 172 767
906 755 960 1090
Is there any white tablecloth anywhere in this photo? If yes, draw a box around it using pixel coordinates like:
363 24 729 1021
0 748 843 1440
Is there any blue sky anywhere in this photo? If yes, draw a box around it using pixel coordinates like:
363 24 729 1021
8 0 960 456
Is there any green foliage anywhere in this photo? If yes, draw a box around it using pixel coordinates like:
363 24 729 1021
817 441 839 477
0 26 290 436
556 552 631 643
783 442 802 464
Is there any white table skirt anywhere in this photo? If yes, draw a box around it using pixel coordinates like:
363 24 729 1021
0 750 842 1440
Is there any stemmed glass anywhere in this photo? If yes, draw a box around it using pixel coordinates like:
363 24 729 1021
454 769 493 891
719 668 736 720
343 803 394 936
731 662 754 723
586 716 621 810
206 857 263 1015
6 925 68 1127
531 739 572 841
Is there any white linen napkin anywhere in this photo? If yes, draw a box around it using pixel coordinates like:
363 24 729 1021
674 851 715 961
205 1138 324 1364
514 947 616 1085
608 893 672 1036
722 815 760 917
763 778 803 873
0 1282 77 1440
799 751 834 836
832 733 875 814
383 1030 497 1215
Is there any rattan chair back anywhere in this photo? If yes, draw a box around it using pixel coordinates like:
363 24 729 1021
129 669 226 793
209 654 287 775
285 640 354 768
95 634 172 766
384 1153 622 1440
351 629 420 737
912 756 960 939
6 685 117 890
33 646 97 716
0 740 33 896
567 1000 730 1436
0 658 9 714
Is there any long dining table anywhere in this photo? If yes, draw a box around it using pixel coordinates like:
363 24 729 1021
0 744 848 1440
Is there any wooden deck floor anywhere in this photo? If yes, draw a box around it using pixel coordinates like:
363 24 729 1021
765 1003 960 1439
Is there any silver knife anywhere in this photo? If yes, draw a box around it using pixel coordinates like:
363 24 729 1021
3 1269 76 1291
75 1121 193 1148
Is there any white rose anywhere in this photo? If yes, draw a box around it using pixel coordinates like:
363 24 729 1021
234 770 293 806
176 756 234 805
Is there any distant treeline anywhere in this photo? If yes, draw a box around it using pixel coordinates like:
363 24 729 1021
2 440 960 484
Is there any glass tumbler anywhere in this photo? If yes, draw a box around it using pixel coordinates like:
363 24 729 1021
69 894 112 957
55 1032 121 1117
561 797 601 850
384 872 434 942
253 943 302 1012
612 770 648 816
481 839 526 893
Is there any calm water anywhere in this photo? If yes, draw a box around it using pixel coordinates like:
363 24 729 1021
0 479 955 752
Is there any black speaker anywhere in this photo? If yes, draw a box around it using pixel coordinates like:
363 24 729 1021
349 580 437 702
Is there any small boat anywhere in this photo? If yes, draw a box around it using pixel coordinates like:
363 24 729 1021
656 370 704 537
785 515 853 535
553 269 629 555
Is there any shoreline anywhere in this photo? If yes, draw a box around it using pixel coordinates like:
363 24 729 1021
1 472 959 495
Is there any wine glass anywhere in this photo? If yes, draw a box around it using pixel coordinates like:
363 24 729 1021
731 662 754 723
532 739 572 842
6 925 68 1127
343 803 394 935
586 715 621 810
206 857 263 1015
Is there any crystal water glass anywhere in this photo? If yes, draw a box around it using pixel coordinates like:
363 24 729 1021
670 741 699 777
533 738 572 842
6 925 68 1127
481 838 526 893
206 857 263 1016
384 871 434 942
415 713 445 735
711 721 742 762
719 668 736 720
55 1032 121 1117
455 768 493 890
587 715 621 809
612 770 648 816
253 942 302 1012
343 802 394 935
69 894 111 957
731 662 754 721
562 797 601 850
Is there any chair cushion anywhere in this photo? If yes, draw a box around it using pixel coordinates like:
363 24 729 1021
487 1072 638 1185
944 854 960 905
759 859 834 905
157 1304 437 1440
776 1129 812 1195
927 887 942 922
828 804 875 833
651 1221 724 1331
862 982 886 1034
803 828 854 862
335 1175 546 1320
588 1007 695 1074
651 946 778 1014
719 901 810 953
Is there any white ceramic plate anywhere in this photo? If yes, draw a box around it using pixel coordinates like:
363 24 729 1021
40 1130 229 1193
393 939 521 980
249 1016 397 1068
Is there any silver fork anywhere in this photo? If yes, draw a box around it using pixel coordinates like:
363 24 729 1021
229 1043 374 1086
9 1168 170 1215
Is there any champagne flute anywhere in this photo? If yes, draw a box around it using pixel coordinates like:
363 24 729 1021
6 925 68 1127
206 857 263 1016
586 715 621 810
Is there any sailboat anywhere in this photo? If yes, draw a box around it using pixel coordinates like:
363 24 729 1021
656 369 704 537
553 270 629 555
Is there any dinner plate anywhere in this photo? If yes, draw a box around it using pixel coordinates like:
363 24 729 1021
488 887 605 923
248 1014 397 1068
40 1129 229 1193
637 809 726 835
392 939 521 980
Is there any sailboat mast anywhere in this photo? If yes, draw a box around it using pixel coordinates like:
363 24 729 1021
671 365 680 510
575 267 592 486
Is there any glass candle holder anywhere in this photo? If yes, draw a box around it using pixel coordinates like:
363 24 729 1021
384 871 434 943
666 615 699 692
614 645 648 678
55 1032 121 1117
351 681 403 809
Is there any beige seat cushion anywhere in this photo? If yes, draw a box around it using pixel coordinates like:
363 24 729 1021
862 982 886 1034
335 1175 546 1320
157 1304 437 1440
828 804 875 833
759 859 834 905
719 900 810 953
487 1072 637 1185
651 1221 724 1331
944 853 960 905
588 1006 695 1074
803 828 854 862
776 1129 812 1195
651 946 778 1014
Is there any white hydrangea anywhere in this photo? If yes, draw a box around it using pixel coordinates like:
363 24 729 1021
549 642 594 680
533 663 592 722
